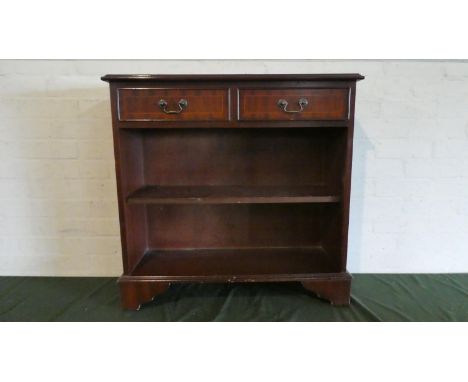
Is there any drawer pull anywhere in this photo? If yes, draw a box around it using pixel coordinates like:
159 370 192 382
277 98 309 113
158 98 188 114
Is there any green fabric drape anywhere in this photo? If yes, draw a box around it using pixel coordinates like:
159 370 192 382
0 275 467 321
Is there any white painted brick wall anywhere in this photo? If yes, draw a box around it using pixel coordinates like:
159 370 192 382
0 60 467 275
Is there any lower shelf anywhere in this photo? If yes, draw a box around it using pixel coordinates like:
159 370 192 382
130 247 337 281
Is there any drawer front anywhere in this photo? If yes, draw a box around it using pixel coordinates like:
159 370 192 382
118 88 229 122
238 88 349 121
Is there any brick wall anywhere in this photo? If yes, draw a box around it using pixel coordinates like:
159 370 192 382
0 60 467 275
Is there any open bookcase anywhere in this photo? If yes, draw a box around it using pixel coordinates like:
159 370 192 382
102 74 364 309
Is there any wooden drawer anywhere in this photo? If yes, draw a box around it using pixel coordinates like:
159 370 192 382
238 88 349 121
117 88 230 122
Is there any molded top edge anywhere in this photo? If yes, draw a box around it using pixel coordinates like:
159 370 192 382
101 74 365 82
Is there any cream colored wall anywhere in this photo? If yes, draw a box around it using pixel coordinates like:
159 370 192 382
1 60 468 275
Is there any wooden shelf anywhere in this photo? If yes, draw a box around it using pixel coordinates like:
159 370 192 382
127 185 341 205
131 247 336 279
102 74 363 308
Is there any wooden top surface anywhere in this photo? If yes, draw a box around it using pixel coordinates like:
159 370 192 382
101 73 365 82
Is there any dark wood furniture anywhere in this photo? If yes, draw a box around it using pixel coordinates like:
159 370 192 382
102 74 364 310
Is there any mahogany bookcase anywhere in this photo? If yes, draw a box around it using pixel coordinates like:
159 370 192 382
102 74 364 310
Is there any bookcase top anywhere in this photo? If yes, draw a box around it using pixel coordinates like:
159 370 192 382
101 74 365 82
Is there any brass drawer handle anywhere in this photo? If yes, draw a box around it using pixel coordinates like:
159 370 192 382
158 98 188 114
277 98 309 113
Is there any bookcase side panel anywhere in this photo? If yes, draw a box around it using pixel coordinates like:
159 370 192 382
110 84 148 273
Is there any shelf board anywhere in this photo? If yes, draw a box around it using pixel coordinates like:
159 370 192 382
127 185 341 205
130 247 336 280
